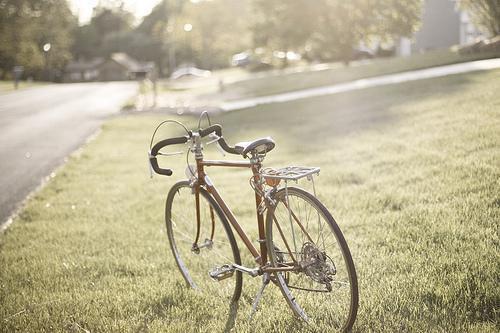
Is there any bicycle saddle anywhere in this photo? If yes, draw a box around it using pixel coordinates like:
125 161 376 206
234 137 275 156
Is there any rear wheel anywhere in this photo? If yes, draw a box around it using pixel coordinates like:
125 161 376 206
266 186 358 331
166 180 242 304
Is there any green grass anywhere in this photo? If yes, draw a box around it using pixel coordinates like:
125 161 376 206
0 80 49 93
156 49 499 109
1 69 499 332
221 49 500 100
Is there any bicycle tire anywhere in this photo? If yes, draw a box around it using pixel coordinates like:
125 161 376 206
266 186 358 332
166 180 242 304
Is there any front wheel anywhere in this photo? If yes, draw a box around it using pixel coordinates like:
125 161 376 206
266 186 358 332
166 180 242 305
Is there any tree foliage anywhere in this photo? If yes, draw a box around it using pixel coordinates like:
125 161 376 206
460 0 500 37
175 0 252 69
72 4 133 60
252 0 423 63
134 0 171 75
71 0 173 75
0 0 76 79
136 0 170 35
253 0 317 54
0 0 429 79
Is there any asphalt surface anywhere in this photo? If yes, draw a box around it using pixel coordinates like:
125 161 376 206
0 81 138 227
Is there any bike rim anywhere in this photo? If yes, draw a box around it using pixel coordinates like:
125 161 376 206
166 182 240 303
267 188 357 330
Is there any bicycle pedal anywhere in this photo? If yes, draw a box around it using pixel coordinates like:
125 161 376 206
209 264 234 281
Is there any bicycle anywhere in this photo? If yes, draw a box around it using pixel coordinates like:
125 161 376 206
148 114 358 332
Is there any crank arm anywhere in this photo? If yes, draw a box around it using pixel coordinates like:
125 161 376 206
232 264 260 277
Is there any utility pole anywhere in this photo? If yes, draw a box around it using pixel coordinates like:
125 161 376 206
167 0 184 76
168 16 177 75
43 43 51 82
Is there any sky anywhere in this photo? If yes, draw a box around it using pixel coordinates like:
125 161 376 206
69 0 161 25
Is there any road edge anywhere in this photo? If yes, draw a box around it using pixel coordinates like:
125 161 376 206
0 129 103 234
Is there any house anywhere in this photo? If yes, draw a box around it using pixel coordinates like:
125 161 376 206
99 53 154 81
396 0 486 56
64 53 154 82
64 58 103 82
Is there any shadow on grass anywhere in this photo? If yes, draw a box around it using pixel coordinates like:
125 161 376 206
218 70 488 151
223 301 239 333
137 290 183 332
140 291 240 332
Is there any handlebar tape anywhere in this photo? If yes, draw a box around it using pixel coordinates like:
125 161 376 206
199 124 222 138
199 124 240 155
149 136 188 176
149 124 240 176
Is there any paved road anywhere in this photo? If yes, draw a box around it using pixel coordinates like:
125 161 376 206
221 58 500 111
0 82 138 227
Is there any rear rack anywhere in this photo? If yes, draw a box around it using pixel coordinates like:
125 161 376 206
260 166 320 181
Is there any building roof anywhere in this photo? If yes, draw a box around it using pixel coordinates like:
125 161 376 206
66 53 154 74
66 58 104 72
109 53 154 73
109 53 142 72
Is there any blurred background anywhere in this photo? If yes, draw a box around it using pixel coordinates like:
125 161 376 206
0 0 498 84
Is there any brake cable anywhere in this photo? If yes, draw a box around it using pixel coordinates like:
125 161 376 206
149 119 190 150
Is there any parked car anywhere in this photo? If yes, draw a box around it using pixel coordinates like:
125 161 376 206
231 52 252 67
272 50 302 61
231 50 273 71
351 47 375 61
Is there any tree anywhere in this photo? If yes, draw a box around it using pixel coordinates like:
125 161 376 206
136 0 170 35
91 5 133 37
252 0 317 66
71 24 100 60
33 0 77 77
312 0 367 63
177 0 252 69
251 0 423 65
72 0 175 75
460 0 500 37
0 0 76 80
0 0 38 78
135 0 171 75
72 4 133 60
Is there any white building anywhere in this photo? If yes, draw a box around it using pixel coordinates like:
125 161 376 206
396 0 486 56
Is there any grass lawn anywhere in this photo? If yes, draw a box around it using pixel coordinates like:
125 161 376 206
218 49 500 100
157 49 499 109
0 80 49 93
1 69 499 332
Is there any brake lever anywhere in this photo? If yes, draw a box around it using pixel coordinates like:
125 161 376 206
206 133 225 156
206 133 220 145
148 150 184 179
157 151 184 156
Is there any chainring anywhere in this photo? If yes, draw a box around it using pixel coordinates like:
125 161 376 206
300 242 336 291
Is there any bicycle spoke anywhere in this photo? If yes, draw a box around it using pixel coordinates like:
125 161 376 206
166 181 241 304
267 187 358 331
